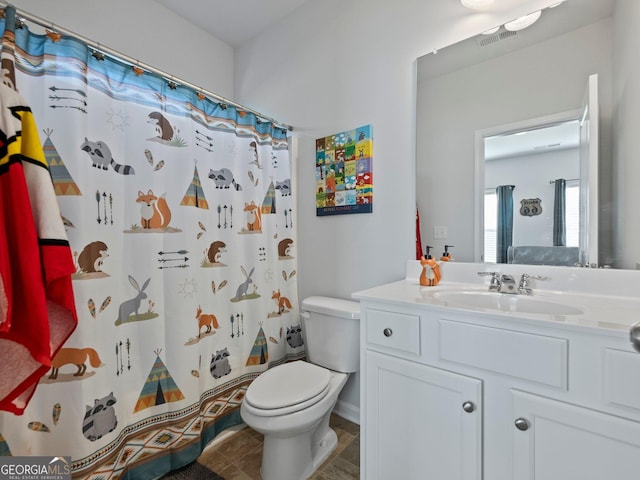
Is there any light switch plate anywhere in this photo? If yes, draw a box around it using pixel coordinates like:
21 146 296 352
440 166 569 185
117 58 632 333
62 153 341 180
434 225 448 239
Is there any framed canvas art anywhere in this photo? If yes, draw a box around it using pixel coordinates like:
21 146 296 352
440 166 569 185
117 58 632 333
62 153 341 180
315 125 372 216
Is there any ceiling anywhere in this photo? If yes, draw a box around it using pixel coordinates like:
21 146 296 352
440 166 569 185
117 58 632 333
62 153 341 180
154 0 311 48
485 120 580 161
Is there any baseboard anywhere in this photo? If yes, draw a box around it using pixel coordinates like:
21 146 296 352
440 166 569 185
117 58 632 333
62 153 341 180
333 399 360 425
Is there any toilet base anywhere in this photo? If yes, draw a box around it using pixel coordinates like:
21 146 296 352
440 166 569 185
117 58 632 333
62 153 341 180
310 426 338 473
260 411 338 480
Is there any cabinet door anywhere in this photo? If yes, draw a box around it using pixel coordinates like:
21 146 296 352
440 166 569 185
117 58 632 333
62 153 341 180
512 390 640 479
364 350 482 480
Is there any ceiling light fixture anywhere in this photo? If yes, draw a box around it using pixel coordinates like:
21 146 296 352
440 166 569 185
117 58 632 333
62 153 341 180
504 10 542 31
460 0 495 10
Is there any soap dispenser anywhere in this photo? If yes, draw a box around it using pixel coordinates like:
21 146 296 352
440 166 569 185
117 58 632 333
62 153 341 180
440 245 454 262
420 246 442 287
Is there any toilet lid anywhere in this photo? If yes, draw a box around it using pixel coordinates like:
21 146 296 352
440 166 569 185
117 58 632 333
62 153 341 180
245 361 331 411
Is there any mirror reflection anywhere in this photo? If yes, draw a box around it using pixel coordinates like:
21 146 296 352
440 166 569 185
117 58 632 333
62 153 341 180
416 0 630 268
483 117 582 265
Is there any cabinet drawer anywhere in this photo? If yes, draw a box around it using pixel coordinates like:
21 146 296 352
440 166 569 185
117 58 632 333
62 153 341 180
439 320 567 389
366 308 420 356
604 348 640 412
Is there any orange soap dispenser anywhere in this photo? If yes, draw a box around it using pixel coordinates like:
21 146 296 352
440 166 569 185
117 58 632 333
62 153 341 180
440 244 454 262
420 246 442 287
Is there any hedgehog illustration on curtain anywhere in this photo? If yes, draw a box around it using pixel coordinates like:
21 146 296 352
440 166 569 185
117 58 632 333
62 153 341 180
180 160 209 209
133 350 185 413
43 129 82 195
246 322 268 366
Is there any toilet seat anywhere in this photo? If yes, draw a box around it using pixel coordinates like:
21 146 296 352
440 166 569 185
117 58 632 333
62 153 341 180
244 361 331 417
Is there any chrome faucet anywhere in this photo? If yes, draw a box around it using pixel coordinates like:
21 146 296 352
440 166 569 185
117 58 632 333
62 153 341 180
518 273 547 295
478 272 546 295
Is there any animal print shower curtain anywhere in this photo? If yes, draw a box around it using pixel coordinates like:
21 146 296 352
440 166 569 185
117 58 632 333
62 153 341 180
0 8 302 479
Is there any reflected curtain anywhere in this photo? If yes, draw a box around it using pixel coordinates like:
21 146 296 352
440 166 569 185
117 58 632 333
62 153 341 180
416 206 423 260
0 9 302 479
553 178 566 246
496 185 514 264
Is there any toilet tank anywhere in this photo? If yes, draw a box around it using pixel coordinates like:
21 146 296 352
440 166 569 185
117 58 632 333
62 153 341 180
300 296 360 373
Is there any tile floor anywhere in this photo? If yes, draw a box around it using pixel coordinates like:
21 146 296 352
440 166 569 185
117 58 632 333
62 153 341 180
197 414 360 480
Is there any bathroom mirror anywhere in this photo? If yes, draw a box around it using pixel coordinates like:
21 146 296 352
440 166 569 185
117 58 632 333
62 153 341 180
416 0 624 267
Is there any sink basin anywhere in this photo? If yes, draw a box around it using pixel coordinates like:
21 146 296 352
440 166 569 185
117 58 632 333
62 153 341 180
432 291 584 316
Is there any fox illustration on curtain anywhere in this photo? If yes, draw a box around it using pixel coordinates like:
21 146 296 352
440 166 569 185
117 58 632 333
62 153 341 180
0 8 302 480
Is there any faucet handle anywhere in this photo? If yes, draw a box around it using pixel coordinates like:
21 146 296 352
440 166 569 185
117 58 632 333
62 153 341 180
518 273 547 295
520 273 547 282
478 271 501 291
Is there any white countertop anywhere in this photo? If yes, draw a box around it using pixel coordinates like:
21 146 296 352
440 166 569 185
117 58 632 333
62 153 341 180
352 261 640 336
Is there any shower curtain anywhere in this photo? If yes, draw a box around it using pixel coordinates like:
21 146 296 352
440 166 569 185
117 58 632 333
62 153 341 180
496 185 514 264
0 8 302 479
553 178 566 246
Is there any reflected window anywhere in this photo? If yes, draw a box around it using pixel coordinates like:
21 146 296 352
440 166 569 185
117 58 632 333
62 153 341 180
484 189 497 263
566 180 580 247
484 182 579 263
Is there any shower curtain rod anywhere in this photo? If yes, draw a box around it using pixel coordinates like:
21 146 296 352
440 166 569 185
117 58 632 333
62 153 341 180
1 3 293 132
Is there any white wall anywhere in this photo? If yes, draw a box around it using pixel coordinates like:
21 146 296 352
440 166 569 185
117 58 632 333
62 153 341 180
417 17 613 264
12 0 234 99
613 0 640 270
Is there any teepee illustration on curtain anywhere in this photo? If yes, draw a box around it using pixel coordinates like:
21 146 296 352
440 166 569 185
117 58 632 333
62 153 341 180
0 433 11 456
180 161 209 209
133 350 185 413
43 130 82 196
245 322 268 366
261 180 276 214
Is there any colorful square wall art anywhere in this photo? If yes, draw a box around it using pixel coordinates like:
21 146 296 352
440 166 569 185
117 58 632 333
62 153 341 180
315 125 373 216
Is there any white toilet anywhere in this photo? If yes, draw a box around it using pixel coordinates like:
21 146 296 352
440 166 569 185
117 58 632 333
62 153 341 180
240 296 360 480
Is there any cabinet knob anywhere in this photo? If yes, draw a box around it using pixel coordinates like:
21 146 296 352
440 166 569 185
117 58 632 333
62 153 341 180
462 401 475 413
630 322 640 353
514 417 530 431
383 328 393 337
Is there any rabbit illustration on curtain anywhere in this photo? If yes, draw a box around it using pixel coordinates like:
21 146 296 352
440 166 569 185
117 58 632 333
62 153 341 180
116 276 151 324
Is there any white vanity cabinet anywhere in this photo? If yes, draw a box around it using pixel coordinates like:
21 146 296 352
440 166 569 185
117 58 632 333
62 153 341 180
361 306 482 480
356 284 640 480
512 390 640 480
364 350 481 480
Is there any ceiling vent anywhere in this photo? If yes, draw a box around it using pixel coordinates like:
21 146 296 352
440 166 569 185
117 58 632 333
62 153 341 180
477 30 518 48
